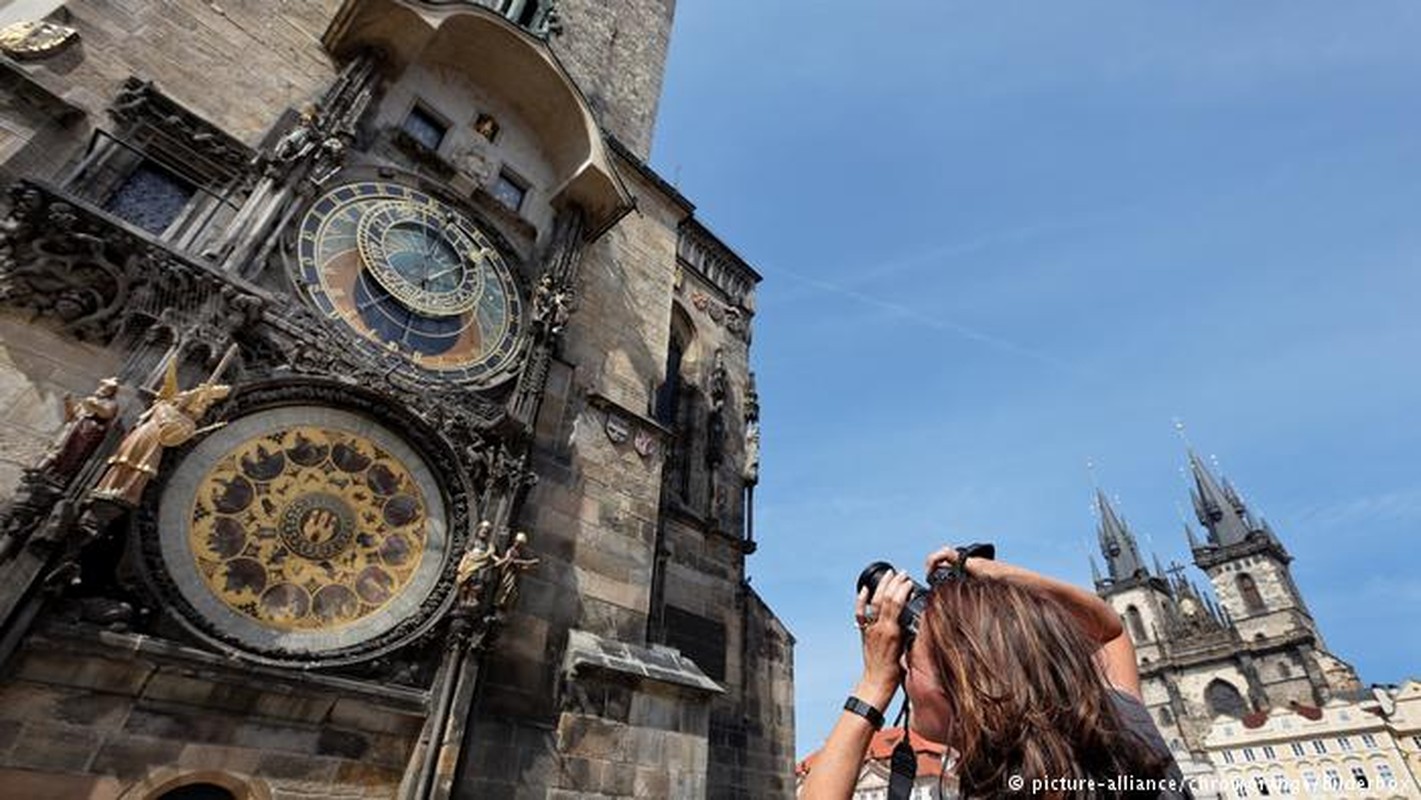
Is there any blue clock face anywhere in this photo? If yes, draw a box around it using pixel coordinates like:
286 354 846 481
295 181 525 383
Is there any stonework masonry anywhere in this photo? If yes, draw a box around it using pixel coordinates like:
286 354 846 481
0 1 792 798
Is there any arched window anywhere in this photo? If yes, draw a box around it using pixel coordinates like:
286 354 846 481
1277 660 1292 679
1205 679 1248 719
1159 706 1174 726
1125 605 1148 642
1237 573 1265 614
158 785 236 800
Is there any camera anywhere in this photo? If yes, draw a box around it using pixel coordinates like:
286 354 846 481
856 543 996 648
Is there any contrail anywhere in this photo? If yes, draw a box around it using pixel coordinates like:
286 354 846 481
777 268 1084 374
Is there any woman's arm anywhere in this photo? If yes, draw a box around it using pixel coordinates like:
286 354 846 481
925 546 1142 700
799 570 915 800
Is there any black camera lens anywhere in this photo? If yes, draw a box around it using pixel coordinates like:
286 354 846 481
856 561 933 646
856 544 995 650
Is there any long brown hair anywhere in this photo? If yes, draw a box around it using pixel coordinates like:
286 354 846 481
917 577 1170 798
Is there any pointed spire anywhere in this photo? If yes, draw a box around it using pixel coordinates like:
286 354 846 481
1096 489 1146 581
1183 521 1202 551
1152 552 1166 579
1187 449 1253 547
1090 556 1103 586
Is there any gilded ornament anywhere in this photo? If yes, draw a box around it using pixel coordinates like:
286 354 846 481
0 20 78 60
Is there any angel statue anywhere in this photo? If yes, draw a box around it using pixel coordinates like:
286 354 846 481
91 356 231 507
455 520 497 607
36 377 121 484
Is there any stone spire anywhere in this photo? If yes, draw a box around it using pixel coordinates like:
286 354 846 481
1187 450 1254 547
1096 489 1146 581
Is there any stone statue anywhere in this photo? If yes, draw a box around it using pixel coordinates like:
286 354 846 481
36 377 121 484
267 105 321 172
531 274 573 336
492 532 539 613
455 520 497 607
91 360 231 507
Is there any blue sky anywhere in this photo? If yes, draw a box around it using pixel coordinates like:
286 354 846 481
649 1 1421 756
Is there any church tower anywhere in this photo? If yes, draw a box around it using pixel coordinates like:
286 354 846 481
1186 451 1319 647
1092 490 1173 665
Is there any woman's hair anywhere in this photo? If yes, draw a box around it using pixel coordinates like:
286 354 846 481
918 577 1170 798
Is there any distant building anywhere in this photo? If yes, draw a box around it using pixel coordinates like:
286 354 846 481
796 728 958 800
1203 681 1421 798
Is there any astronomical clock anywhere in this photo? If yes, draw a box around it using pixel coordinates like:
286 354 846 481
294 179 526 384
132 177 526 666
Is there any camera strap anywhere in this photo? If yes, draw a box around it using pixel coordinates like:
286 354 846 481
887 695 916 800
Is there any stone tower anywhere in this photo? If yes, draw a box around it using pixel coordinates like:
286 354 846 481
1186 450 1320 647
1091 490 1173 665
0 2 794 798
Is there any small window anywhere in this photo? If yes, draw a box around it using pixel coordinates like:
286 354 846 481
491 170 527 213
1377 763 1396 788
1252 775 1271 796
402 104 448 151
1289 742 1305 757
1273 773 1292 795
1262 745 1276 760
103 161 195 235
1323 769 1341 791
1223 750 1236 764
1361 733 1377 749
1243 747 1256 762
1233 777 1248 797
1337 736 1353 752
474 112 500 142
1237 573 1266 614
1312 739 1327 755
1301 771 1318 793
1350 766 1368 789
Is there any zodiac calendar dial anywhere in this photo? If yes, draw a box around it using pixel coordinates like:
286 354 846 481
154 406 451 661
295 180 524 383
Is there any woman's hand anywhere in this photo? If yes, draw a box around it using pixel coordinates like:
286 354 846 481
854 569 914 700
925 545 959 575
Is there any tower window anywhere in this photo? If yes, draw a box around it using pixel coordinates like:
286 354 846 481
402 104 448 151
491 170 528 213
1349 766 1368 789
1206 679 1247 719
1237 573 1266 614
1126 605 1147 642
103 161 196 235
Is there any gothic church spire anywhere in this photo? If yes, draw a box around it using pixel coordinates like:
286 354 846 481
1096 489 1146 581
1187 450 1254 547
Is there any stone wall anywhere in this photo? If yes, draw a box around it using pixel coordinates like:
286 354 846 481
0 628 424 800
552 0 676 159
0 312 122 500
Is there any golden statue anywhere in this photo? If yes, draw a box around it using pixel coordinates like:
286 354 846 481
455 520 497 606
91 358 231 507
492 532 539 613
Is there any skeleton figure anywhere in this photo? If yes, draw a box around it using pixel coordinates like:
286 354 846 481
492 532 539 613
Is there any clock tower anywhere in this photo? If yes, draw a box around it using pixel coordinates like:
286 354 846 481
0 2 794 798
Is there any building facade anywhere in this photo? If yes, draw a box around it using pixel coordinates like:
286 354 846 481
0 2 794 798
1203 681 1421 798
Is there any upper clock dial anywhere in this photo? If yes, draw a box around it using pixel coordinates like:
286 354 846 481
296 181 524 382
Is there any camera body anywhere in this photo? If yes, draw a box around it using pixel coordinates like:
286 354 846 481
856 543 996 649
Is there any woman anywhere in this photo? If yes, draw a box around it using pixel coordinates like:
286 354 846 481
801 546 1187 799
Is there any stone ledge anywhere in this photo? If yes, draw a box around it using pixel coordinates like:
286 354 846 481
26 623 429 712
562 629 722 696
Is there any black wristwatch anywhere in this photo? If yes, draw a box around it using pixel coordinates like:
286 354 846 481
843 695 886 730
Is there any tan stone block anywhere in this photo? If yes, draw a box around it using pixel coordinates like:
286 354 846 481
175 742 262 773
14 651 155 695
